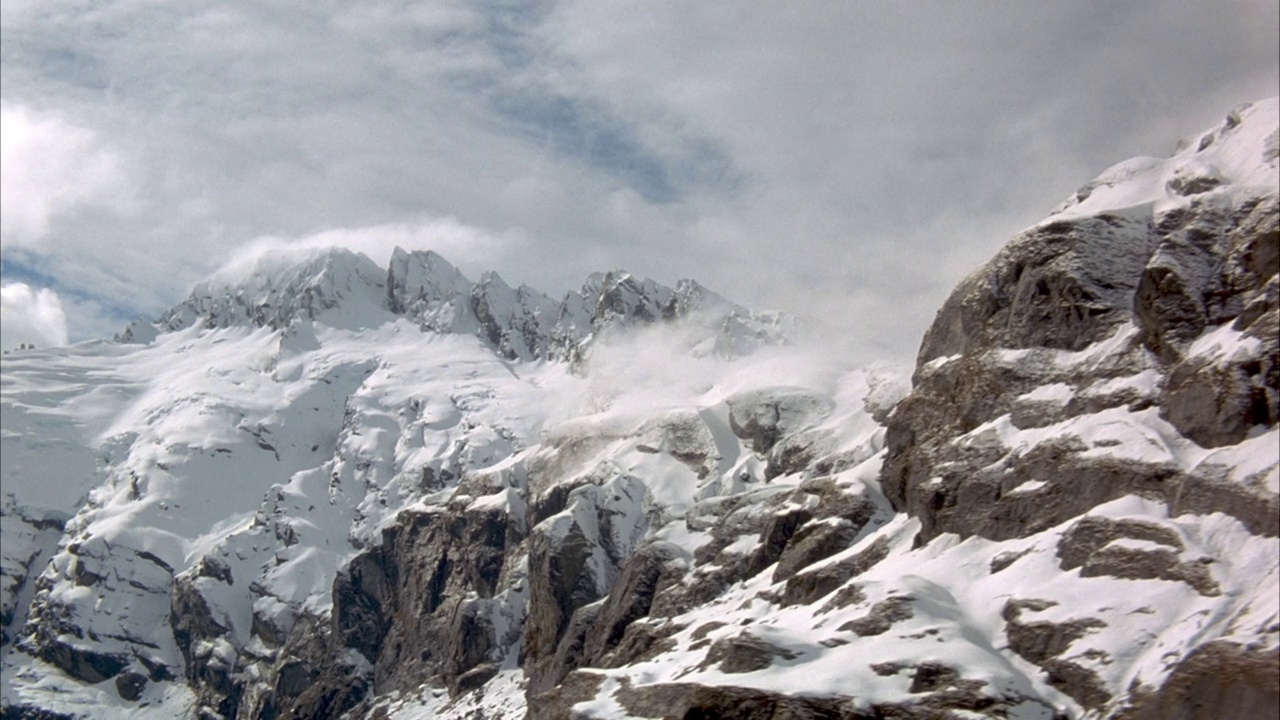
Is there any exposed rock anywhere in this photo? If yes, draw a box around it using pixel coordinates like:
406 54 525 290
769 479 878 581
819 584 869 614
470 274 552 360
236 611 333 719
1041 658 1112 711
917 214 1152 362
870 661 905 676
1168 471 1280 537
1001 598 1115 709
525 524 609 693
783 536 890 607
1002 599 1104 664
539 600 600 695
171 571 241 718
0 705 78 720
1056 516 1183 568
989 548 1032 573
582 542 686 667
453 663 499 696
1162 342 1276 448
637 411 721 480
600 618 682 669
838 596 914 637
773 518 864 583
332 548 396 666
1056 516 1219 596
532 676 1049 720
1134 204 1227 363
1085 546 1219 596
281 648 372 720
908 662 960 693
232 498 525 719
114 670 147 701
1160 227 1278 446
1118 641 1280 720
727 388 833 457
884 169 1279 543
700 632 800 674
276 660 315 699
525 670 606 720
745 506 813 577
30 636 128 686
614 681 862 720
2 100 1277 720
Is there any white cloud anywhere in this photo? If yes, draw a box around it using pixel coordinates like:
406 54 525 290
0 1 1275 354
0 103 134 244
213 217 524 285
1 282 70 352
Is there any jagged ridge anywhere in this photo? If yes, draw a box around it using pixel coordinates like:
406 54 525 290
2 99 1276 720
123 247 794 363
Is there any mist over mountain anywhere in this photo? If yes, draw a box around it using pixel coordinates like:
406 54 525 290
1 98 1277 719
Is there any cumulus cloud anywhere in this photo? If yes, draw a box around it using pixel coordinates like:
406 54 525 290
0 103 134 244
0 282 70 352
210 217 524 286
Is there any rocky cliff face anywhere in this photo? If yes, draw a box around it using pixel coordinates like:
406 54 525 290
882 99 1279 544
2 99 1277 720
878 98 1279 716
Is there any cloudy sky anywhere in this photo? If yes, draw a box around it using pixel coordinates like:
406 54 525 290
2 1 1277 358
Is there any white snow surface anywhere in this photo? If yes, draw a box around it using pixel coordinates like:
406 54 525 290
1046 97 1279 223
554 494 1277 720
0 265 884 718
2 99 1278 719
4 271 1277 719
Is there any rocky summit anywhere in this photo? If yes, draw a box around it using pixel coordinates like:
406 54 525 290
2 98 1277 720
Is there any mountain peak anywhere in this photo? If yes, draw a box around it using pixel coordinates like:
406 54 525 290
134 248 794 362
162 245 387 333
1048 96 1279 222
5 97 1277 720
386 246 473 318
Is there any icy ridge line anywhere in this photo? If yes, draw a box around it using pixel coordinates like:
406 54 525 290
119 247 795 362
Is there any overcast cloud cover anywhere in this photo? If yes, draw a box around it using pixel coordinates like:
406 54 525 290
1 1 1277 357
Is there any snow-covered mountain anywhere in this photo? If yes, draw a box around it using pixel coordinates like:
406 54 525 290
2 98 1277 720
130 247 794 363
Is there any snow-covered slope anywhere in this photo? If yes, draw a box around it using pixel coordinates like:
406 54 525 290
2 98 1277 720
0 251 812 718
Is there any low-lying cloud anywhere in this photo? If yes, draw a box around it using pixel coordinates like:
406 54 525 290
212 218 525 288
1 282 70 352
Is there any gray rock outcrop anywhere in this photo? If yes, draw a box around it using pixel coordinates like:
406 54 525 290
2 99 1276 720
